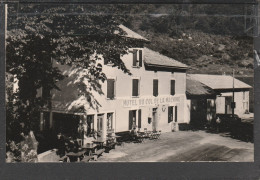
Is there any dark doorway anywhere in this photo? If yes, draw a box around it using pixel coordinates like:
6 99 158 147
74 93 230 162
152 108 158 131
129 110 137 130
225 96 232 114
37 113 80 153
87 115 94 136
53 113 80 137
168 106 174 123
190 99 207 129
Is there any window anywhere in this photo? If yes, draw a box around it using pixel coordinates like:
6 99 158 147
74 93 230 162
107 79 115 99
104 54 120 65
132 79 139 97
153 79 158 97
133 49 143 67
170 80 175 96
107 113 113 130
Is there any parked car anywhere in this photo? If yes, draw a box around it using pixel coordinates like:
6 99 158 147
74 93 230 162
216 114 242 131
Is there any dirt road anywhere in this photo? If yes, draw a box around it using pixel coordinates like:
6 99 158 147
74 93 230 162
97 131 253 162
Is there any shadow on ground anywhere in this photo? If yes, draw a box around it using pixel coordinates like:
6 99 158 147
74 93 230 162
205 121 253 143
179 118 253 143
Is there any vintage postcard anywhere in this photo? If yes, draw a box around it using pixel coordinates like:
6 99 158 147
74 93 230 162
4 2 256 164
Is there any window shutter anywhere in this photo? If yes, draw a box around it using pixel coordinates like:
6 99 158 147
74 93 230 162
132 79 139 96
175 106 178 122
171 80 175 95
111 80 115 98
153 79 158 97
100 117 103 131
139 50 142 67
129 111 133 130
107 79 115 99
97 118 100 131
138 109 142 128
104 58 108 65
133 49 137 66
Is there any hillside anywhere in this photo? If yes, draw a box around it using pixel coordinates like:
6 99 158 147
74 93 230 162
120 4 255 76
121 3 255 112
8 3 254 76
140 30 254 76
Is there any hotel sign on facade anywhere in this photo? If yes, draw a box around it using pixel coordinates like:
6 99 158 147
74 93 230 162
122 96 181 108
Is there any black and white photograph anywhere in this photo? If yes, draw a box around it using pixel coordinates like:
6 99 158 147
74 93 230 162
4 2 256 163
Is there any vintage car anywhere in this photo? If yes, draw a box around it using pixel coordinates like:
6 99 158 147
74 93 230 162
216 113 242 131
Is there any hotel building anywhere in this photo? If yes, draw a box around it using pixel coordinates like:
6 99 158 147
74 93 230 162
39 25 189 140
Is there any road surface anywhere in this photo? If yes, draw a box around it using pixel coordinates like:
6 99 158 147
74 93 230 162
97 131 253 162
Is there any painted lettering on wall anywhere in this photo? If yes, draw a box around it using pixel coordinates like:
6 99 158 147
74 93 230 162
123 99 138 107
122 96 180 107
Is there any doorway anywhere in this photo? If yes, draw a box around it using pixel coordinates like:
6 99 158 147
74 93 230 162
129 110 137 130
168 106 174 123
225 96 232 114
152 108 158 131
107 113 113 130
86 115 94 136
53 113 80 136
97 114 104 131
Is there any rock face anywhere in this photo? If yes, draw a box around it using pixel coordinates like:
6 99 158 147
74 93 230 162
222 53 231 61
217 44 225 51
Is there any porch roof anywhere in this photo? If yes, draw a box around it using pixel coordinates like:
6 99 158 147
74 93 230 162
188 74 252 90
186 77 217 98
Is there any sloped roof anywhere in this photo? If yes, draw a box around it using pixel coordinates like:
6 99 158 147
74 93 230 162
188 74 252 90
119 24 149 41
144 47 188 69
186 77 216 97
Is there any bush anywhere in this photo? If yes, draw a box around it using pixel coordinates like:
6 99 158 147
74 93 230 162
6 131 38 163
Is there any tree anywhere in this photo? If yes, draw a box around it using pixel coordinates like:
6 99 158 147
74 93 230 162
6 4 145 141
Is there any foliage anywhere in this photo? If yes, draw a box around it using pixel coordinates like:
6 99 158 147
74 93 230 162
6 141 21 162
6 131 38 162
6 4 144 142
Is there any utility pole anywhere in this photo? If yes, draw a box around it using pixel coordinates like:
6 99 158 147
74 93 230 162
231 69 235 118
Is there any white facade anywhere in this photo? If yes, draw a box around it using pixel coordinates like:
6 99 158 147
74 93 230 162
50 47 188 133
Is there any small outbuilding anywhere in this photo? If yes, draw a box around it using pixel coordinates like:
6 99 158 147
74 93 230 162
186 77 218 128
187 74 252 121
